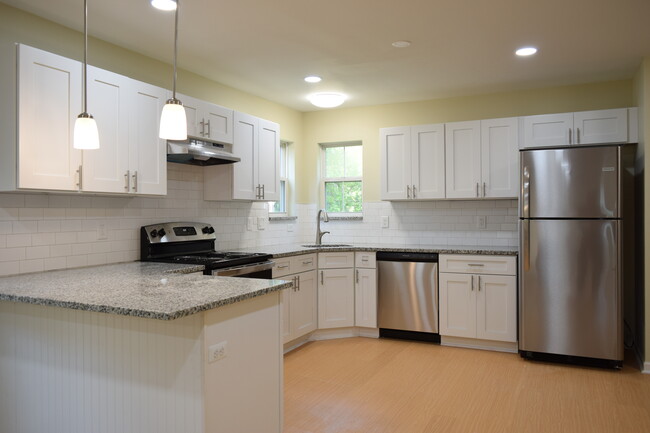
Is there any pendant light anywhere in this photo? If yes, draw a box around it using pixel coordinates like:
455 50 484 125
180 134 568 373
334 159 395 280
73 0 100 150
158 0 187 140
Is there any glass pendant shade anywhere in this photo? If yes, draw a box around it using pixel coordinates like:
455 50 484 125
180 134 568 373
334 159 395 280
159 100 187 140
74 114 100 149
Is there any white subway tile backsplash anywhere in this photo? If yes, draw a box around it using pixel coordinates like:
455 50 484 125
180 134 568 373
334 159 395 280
6 234 32 248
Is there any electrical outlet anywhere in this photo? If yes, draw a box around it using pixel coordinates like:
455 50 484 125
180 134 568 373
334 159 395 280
380 216 389 228
208 341 227 363
247 217 255 231
97 224 108 240
476 215 487 230
257 217 265 230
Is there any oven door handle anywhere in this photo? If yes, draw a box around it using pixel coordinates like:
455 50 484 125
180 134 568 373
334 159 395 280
212 261 275 277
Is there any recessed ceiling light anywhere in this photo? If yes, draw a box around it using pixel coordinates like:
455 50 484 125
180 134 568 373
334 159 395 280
304 76 322 83
308 93 346 108
150 0 177 11
516 47 538 56
391 40 411 48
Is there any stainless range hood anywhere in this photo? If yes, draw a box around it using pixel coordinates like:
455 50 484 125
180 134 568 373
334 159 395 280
167 136 240 166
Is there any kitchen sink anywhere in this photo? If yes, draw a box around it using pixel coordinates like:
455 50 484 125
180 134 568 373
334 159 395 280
302 244 352 248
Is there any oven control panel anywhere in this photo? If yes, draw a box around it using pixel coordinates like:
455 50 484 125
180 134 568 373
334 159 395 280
142 222 217 244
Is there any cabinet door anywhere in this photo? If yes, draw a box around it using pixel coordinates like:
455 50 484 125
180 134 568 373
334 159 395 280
476 275 517 342
129 80 167 195
204 103 234 144
318 269 355 329
379 127 411 200
292 270 318 338
445 121 481 199
177 93 200 137
521 113 573 148
232 112 257 200
573 109 628 145
411 124 445 199
83 66 131 193
439 273 476 338
17 44 82 191
355 268 377 328
281 286 292 344
258 119 280 201
480 117 518 198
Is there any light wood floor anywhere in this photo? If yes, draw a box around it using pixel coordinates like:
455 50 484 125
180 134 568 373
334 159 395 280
284 338 650 433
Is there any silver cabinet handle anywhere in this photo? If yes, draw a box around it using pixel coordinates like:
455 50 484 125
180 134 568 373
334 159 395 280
576 127 580 144
132 171 138 193
476 182 479 197
124 170 130 191
412 184 416 198
261 184 265 200
302 260 312 265
467 263 485 267
483 182 486 197
255 184 260 199
356 269 359 284
406 185 411 199
292 276 297 292
569 128 572 144
76 165 83 192
320 270 324 285
478 275 482 291
471 275 475 291
199 119 205 137
296 275 300 290
361 257 369 262
277 264 289 270
206 119 211 137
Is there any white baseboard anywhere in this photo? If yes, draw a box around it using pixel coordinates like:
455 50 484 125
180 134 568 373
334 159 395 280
283 335 311 354
643 362 650 374
441 335 518 353
284 327 380 353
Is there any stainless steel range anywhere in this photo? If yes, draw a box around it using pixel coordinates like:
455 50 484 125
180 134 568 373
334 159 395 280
140 222 273 278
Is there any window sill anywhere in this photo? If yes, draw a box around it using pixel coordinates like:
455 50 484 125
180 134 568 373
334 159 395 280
269 215 298 221
327 214 363 221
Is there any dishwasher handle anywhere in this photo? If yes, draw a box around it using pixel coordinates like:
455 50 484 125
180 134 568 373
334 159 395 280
376 251 439 262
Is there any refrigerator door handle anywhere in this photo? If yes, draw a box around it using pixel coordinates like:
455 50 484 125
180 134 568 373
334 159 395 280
522 165 530 219
522 219 530 271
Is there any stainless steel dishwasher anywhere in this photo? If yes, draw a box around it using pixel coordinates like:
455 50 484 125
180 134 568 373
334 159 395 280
377 252 439 342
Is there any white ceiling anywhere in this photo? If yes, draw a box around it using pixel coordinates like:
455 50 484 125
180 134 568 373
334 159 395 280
4 0 650 111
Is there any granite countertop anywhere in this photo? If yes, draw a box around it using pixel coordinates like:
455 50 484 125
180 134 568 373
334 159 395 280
0 262 292 320
234 243 519 259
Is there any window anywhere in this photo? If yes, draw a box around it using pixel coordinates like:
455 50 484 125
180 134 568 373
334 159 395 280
321 142 362 214
269 141 289 214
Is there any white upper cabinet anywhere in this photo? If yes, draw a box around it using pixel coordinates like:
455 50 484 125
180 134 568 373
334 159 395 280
129 79 167 196
380 124 445 200
177 93 233 144
521 108 630 149
83 66 131 194
445 121 481 199
204 112 280 201
480 117 519 198
17 44 82 191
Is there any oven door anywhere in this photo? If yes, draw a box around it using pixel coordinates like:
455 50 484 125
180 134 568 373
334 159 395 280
211 261 274 279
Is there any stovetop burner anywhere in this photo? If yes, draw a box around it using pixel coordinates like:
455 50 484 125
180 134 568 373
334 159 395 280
170 251 272 267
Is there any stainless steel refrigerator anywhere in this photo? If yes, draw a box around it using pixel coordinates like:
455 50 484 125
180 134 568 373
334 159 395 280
519 144 635 366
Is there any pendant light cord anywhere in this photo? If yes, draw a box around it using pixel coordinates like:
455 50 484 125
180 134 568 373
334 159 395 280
83 0 88 113
172 0 179 99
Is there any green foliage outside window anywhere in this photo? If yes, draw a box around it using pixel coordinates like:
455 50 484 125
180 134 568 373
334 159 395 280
323 144 362 213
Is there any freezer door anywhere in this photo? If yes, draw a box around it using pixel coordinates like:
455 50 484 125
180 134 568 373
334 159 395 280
519 219 622 360
520 146 619 218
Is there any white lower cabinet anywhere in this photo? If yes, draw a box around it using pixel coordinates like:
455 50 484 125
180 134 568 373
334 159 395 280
439 254 517 344
318 267 355 329
274 254 318 343
355 252 377 328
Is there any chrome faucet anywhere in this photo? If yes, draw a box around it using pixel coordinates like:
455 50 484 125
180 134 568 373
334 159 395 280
315 209 330 245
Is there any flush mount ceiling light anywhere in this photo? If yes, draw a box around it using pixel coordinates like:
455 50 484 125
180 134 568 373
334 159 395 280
159 0 187 140
516 47 538 56
391 40 411 48
304 75 322 83
150 0 177 11
73 0 99 150
308 92 346 108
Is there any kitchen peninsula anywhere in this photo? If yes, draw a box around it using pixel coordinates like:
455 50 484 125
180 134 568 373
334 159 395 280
0 262 291 433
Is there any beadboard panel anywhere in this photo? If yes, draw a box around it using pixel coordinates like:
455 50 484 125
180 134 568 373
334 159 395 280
0 301 204 433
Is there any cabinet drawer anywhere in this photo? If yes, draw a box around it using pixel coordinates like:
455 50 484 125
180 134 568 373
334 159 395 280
291 253 317 273
272 258 292 278
439 254 516 276
355 252 376 268
318 252 354 269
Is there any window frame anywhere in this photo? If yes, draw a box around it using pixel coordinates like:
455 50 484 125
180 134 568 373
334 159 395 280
269 141 290 215
320 141 363 217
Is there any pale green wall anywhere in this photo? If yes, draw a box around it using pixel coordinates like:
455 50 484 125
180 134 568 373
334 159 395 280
299 80 633 204
0 2 303 143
